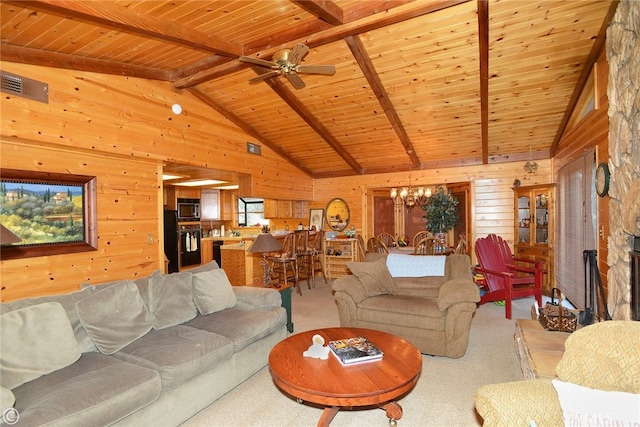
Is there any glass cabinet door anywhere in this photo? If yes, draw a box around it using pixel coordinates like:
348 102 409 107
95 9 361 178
533 191 550 244
517 194 531 244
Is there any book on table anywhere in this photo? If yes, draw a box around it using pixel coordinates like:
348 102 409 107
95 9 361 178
328 336 383 365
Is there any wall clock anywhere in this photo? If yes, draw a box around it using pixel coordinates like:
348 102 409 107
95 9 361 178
595 162 610 197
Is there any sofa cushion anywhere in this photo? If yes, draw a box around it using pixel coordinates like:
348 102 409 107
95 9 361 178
76 280 153 355
0 387 15 421
1 288 100 354
148 271 197 329
185 307 286 352
191 269 237 315
111 325 233 389
11 352 161 427
357 295 445 331
0 302 82 389
188 260 220 273
347 257 398 299
552 379 640 426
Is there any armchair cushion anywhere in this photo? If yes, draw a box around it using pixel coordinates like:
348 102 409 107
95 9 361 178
552 379 640 426
346 257 398 301
556 320 640 393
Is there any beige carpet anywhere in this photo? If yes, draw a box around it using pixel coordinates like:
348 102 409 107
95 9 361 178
182 279 533 427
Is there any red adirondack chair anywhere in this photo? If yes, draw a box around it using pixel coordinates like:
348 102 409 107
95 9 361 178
475 235 544 319
486 233 543 270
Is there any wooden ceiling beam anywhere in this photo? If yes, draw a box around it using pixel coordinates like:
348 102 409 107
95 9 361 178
291 1 345 25
174 0 471 88
0 43 171 81
345 35 420 169
255 66 363 175
20 0 243 57
478 0 489 165
185 87 315 177
550 0 619 156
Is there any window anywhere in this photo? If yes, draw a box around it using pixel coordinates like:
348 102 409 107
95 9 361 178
237 198 269 227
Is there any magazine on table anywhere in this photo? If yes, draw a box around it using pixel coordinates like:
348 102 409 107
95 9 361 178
328 336 383 365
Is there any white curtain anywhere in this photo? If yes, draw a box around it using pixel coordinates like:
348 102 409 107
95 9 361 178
555 151 596 308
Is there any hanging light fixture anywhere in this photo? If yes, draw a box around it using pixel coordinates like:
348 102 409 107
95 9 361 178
524 146 538 174
390 169 431 209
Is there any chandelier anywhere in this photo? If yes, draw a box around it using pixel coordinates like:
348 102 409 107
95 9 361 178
524 146 538 174
390 170 431 209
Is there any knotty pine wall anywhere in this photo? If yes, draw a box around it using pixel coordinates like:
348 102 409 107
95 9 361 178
0 61 311 301
312 159 554 264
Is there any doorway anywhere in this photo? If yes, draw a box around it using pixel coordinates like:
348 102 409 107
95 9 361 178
373 182 470 249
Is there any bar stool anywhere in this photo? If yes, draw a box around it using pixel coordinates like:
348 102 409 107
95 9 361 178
268 233 301 296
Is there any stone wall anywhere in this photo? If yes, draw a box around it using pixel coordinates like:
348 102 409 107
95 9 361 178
606 0 640 320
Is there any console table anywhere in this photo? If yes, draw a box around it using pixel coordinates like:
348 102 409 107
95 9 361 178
514 319 570 379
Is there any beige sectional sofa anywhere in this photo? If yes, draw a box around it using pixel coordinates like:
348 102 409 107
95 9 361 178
332 253 480 358
0 262 287 426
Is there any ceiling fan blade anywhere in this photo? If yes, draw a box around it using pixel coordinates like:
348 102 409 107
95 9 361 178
288 43 309 65
239 56 277 68
296 65 336 75
285 72 306 89
248 70 281 84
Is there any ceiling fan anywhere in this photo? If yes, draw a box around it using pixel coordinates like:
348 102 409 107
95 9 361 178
239 43 336 89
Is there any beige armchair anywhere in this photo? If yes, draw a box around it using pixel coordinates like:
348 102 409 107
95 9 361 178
332 253 480 358
475 321 640 426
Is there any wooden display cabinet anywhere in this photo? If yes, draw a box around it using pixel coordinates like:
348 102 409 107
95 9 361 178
513 184 555 294
322 238 357 279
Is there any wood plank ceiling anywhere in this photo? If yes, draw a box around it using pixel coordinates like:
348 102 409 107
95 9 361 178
1 0 617 179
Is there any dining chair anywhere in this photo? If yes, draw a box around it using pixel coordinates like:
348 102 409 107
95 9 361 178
412 231 430 248
376 232 395 248
367 237 388 254
454 234 467 254
414 237 438 255
306 230 327 288
356 234 367 261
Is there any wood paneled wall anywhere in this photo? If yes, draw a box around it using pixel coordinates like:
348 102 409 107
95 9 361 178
312 160 553 263
1 139 162 301
0 61 311 301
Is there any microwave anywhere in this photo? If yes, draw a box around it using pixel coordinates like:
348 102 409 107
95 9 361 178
177 198 200 222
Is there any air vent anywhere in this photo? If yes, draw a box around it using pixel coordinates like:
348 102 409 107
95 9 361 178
1 71 49 104
247 142 262 155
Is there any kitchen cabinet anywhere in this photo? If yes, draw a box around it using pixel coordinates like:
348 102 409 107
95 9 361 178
264 199 278 218
513 184 555 294
201 189 220 220
201 238 213 265
295 201 309 219
221 190 235 221
221 246 246 286
277 200 293 218
322 238 357 279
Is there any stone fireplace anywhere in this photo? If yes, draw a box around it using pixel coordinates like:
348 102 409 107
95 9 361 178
606 0 640 320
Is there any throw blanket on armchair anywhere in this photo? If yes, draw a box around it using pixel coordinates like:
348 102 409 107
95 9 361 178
386 253 446 277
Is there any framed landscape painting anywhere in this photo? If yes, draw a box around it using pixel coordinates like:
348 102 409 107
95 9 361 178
0 169 98 260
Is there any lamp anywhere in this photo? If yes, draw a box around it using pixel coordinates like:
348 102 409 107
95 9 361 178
247 233 284 287
390 169 431 209
1 224 21 245
524 146 539 174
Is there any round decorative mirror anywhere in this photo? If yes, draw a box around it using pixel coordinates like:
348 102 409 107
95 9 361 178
326 198 350 231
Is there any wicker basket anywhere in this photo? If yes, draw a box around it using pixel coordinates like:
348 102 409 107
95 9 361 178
531 288 577 332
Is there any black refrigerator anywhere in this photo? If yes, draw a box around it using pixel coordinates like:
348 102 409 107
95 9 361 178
163 210 179 273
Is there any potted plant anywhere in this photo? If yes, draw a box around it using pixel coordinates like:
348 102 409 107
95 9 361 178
421 187 459 243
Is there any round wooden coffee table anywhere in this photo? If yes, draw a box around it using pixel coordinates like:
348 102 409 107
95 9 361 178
269 327 422 426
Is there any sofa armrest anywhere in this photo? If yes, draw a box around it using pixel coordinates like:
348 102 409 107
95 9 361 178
232 286 281 310
437 279 480 311
475 379 563 426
